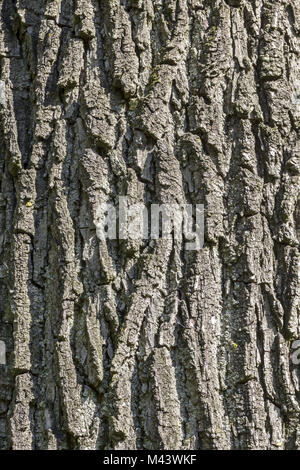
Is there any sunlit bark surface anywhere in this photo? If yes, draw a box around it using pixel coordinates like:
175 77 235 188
0 0 299 450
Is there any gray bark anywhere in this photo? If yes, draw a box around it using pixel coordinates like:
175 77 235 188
0 0 299 450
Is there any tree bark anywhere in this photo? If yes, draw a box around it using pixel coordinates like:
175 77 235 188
0 0 299 450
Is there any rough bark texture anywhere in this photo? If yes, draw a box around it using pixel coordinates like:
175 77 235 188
0 0 299 450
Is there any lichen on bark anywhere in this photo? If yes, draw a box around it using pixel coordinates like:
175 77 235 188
0 0 299 450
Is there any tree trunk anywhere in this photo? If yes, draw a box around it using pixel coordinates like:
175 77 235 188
0 0 299 450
